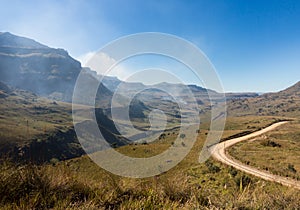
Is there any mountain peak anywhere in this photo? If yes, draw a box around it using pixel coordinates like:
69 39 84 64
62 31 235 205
0 32 48 49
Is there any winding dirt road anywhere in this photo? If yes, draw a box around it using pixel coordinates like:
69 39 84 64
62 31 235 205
211 121 300 189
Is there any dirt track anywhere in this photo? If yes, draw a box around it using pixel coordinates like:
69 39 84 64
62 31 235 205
211 121 300 189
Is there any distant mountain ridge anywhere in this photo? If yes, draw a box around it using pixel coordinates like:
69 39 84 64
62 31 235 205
228 81 300 117
0 32 48 48
263 81 300 99
0 32 259 108
0 32 299 164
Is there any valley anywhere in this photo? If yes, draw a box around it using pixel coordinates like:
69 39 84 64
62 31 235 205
0 32 300 209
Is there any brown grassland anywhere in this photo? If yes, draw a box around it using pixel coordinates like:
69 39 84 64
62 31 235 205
1 115 300 209
229 119 300 181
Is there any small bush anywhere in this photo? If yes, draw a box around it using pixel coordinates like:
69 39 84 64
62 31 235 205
50 158 59 165
205 160 221 173
288 164 297 173
228 166 238 177
180 134 186 139
141 141 148 145
261 140 281 147
235 174 252 189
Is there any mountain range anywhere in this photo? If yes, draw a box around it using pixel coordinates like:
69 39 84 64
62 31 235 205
228 81 300 117
0 32 299 163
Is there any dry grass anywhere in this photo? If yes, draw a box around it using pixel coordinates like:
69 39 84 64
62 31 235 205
0 92 72 146
228 120 300 180
0 116 297 209
1 158 300 209
1 90 300 208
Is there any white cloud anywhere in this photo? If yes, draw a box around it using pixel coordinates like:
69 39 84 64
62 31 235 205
77 51 98 67
77 51 130 79
77 51 204 86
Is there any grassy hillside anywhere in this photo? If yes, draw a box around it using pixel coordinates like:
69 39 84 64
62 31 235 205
228 81 300 117
229 119 300 180
0 89 298 208
0 83 132 163
225 82 300 184
0 116 299 209
1 32 300 209
0 83 83 162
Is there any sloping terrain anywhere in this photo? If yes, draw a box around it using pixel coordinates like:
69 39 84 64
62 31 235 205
229 119 300 180
0 33 191 162
212 121 300 189
0 81 129 163
0 116 298 209
0 32 112 105
228 81 300 117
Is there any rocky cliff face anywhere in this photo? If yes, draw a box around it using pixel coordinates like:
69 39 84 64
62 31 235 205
0 32 112 104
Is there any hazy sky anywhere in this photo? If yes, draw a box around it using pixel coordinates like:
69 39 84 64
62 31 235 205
1 0 300 92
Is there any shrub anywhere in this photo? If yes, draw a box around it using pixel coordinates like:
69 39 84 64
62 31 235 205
180 134 186 139
142 141 148 145
50 158 59 165
228 166 238 177
205 160 221 173
159 133 166 139
288 164 297 173
261 140 281 147
234 174 252 189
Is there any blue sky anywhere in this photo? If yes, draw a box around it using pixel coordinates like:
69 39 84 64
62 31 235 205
1 0 300 92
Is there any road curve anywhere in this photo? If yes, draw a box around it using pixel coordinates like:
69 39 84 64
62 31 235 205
211 121 300 189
